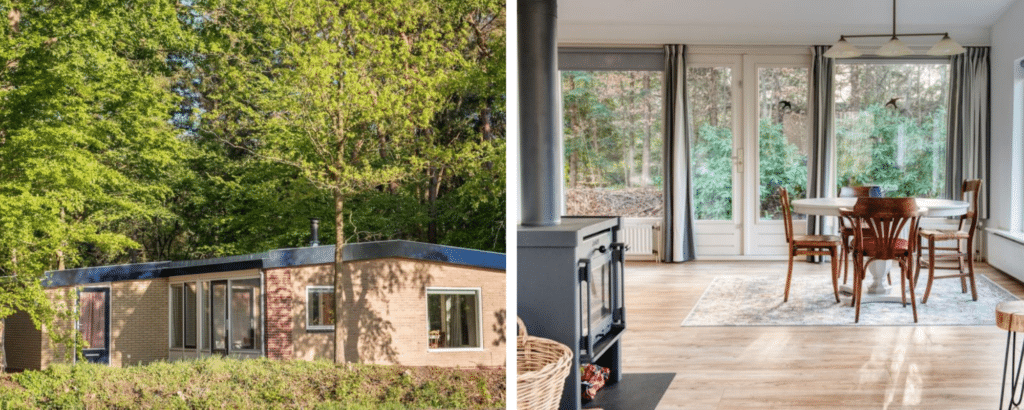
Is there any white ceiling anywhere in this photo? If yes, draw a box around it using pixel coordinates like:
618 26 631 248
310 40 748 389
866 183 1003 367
557 0 1016 47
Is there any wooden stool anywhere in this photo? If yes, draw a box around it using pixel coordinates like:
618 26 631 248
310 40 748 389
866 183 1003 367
996 301 1024 409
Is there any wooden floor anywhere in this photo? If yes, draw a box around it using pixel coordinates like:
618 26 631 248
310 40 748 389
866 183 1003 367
622 260 1024 410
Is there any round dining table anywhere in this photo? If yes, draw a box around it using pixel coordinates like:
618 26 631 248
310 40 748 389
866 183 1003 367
791 197 970 303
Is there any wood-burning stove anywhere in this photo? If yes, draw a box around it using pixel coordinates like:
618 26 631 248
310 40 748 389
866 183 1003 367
519 216 626 410
517 1 627 408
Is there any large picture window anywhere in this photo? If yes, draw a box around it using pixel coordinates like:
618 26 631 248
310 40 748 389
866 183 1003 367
560 70 664 217
834 62 950 197
427 288 481 350
307 286 335 331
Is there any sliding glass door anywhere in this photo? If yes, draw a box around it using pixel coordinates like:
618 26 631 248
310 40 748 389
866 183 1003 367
171 276 262 359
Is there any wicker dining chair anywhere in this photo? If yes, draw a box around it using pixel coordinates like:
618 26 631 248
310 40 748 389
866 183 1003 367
914 179 983 303
780 187 842 303
847 197 921 323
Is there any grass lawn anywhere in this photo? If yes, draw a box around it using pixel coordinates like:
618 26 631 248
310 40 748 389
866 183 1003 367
0 357 504 409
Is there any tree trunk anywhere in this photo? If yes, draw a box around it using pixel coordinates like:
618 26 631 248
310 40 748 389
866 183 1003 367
480 102 492 141
709 69 720 128
333 189 358 363
569 151 577 188
625 141 633 187
427 166 444 243
57 207 66 270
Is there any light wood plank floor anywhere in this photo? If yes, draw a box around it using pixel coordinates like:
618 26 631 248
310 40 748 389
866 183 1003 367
622 260 1024 410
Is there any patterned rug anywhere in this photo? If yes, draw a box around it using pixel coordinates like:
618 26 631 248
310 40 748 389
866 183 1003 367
682 272 1018 326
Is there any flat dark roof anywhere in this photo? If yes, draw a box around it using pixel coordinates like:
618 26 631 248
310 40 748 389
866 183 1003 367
43 240 505 288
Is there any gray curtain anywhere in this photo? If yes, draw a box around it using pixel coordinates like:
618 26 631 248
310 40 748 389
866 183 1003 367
946 47 990 218
807 45 835 238
662 44 695 262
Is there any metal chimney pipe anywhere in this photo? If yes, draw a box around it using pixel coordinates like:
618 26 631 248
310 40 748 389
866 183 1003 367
519 0 562 227
309 218 320 247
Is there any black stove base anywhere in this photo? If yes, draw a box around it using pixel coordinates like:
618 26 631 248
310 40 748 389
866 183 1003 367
583 373 675 410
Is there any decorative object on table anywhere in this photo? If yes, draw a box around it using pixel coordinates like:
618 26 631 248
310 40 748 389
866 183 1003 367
847 197 921 322
995 301 1024 410
823 0 966 58
838 185 882 285
517 316 574 410
915 179 983 303
779 187 842 303
581 364 610 401
681 272 1017 327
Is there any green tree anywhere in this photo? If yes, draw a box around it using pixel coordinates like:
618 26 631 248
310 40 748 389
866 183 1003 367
759 119 808 219
191 0 485 363
691 124 733 220
0 0 190 365
837 104 946 197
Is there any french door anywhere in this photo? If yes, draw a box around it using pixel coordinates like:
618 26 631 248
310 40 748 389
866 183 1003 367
688 53 811 257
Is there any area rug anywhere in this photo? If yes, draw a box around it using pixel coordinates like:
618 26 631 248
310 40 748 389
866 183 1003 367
681 273 1018 326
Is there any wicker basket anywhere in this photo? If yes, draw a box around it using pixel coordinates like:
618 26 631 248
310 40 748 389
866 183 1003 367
517 316 574 410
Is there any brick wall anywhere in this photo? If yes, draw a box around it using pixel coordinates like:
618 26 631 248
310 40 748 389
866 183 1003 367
5 310 43 371
39 287 75 369
287 258 506 367
265 268 294 360
8 281 170 370
287 264 334 361
109 279 168 367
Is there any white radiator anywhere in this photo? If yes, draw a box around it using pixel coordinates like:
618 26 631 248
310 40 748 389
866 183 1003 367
621 222 660 258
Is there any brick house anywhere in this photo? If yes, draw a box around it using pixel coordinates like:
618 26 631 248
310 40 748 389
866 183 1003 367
4 241 505 371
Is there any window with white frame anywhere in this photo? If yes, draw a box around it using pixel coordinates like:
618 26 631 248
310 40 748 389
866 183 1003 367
427 288 481 350
306 286 335 331
1012 57 1024 234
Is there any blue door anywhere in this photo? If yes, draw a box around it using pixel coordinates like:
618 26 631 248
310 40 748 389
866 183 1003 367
79 288 110 364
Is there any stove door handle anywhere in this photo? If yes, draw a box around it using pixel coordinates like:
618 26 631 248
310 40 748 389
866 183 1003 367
578 257 594 361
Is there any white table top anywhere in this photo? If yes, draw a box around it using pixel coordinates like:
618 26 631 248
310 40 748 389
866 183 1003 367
791 197 969 217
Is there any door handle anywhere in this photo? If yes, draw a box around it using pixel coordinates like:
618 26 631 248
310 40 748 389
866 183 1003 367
732 148 743 173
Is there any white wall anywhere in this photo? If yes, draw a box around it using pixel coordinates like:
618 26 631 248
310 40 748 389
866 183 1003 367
986 0 1024 280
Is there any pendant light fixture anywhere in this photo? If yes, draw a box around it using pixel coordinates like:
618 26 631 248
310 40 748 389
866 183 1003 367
824 0 966 58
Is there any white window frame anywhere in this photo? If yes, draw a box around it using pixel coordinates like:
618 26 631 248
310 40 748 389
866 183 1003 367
1011 57 1024 234
426 287 484 352
306 286 335 331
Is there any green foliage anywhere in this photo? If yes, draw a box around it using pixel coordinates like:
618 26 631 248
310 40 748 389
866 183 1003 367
561 70 663 191
0 0 191 361
180 0 505 254
759 119 808 219
836 104 947 198
691 124 734 220
0 0 504 368
689 119 808 221
0 357 504 409
834 62 949 198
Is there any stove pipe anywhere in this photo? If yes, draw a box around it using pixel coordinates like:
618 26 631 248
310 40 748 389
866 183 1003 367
309 218 320 247
519 0 562 227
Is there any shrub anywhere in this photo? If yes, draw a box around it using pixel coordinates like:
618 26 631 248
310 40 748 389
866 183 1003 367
0 357 504 409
